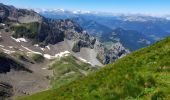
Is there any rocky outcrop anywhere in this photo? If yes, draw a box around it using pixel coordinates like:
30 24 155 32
0 52 32 73
34 19 95 46
72 37 96 52
103 43 130 64
95 42 130 64
0 3 42 23
0 82 13 100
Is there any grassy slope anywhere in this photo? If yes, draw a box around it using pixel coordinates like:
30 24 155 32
49 55 97 89
17 37 170 100
15 55 97 100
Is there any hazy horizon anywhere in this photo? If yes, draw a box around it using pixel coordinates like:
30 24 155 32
0 0 170 16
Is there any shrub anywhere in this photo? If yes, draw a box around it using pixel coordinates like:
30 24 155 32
151 91 165 100
146 76 156 88
31 54 44 63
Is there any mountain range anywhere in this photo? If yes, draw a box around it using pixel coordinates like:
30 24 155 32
0 3 170 100
40 9 170 51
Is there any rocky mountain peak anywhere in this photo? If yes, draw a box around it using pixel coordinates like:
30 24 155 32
0 3 129 66
0 3 42 23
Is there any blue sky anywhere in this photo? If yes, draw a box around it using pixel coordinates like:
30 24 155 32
0 0 170 15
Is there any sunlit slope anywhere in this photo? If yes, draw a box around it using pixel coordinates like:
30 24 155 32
17 37 170 100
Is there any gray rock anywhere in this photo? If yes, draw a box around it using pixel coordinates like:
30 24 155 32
0 82 13 100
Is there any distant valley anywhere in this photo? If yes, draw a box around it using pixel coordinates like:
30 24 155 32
40 9 170 51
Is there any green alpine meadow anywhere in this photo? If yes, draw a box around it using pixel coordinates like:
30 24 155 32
16 37 170 100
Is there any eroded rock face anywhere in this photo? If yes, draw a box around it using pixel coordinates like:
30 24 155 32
35 19 92 45
0 3 42 23
104 43 129 64
37 20 65 45
95 42 130 64
0 52 32 73
72 38 96 52
0 82 13 100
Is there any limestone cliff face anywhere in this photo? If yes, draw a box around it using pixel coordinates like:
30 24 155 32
95 41 130 64
0 3 129 65
0 3 42 23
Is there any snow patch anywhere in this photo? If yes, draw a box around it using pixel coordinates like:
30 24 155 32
21 45 42 55
11 37 27 42
46 45 50 50
55 51 70 58
42 67 48 70
44 54 53 59
2 48 15 54
34 44 39 47
34 44 46 51
44 51 70 59
20 45 70 60
0 23 5 26
78 57 92 65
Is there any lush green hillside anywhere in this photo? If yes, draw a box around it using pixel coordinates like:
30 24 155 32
16 37 170 100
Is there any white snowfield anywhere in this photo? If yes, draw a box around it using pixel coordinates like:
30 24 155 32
43 54 53 59
21 45 42 55
11 37 27 42
21 45 70 59
78 57 92 65
44 51 70 59
34 44 50 51
0 43 95 66
55 51 70 57
0 42 71 60
22 46 70 59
